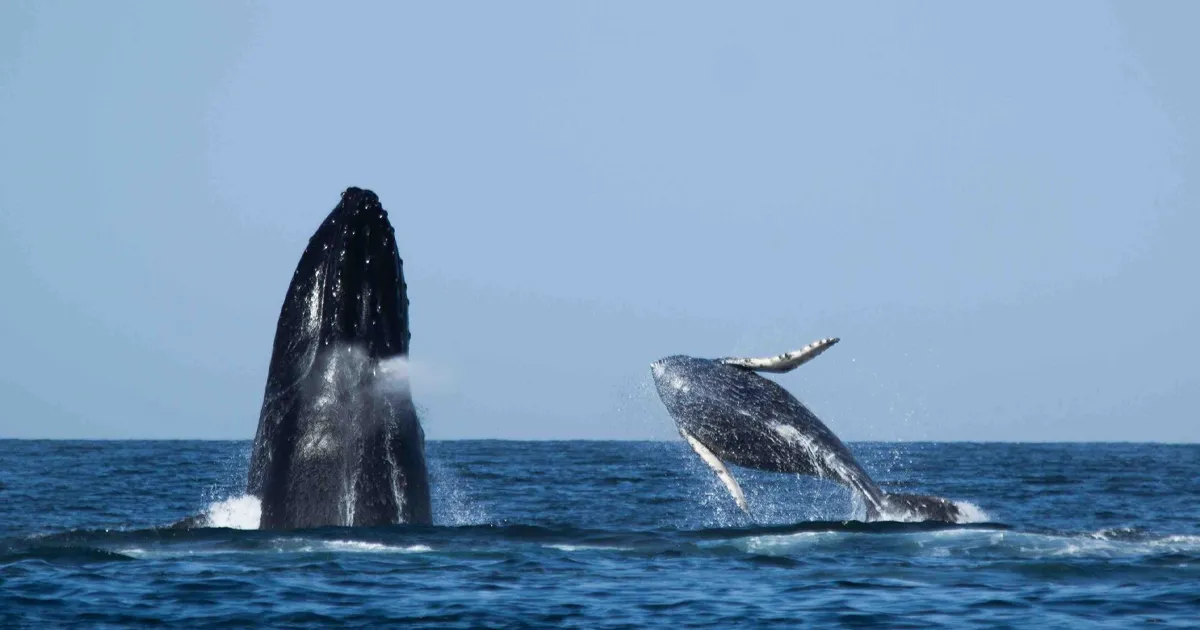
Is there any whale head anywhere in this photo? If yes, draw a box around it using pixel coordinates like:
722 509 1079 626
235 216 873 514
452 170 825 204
650 355 707 422
265 187 412 390
650 355 759 447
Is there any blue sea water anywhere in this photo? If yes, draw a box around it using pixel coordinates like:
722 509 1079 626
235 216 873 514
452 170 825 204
1 440 1197 628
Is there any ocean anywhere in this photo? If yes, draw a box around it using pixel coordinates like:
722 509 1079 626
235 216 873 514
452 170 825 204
1 440 1197 628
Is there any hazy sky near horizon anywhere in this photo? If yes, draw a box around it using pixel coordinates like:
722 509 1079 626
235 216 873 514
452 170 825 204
1 2 1196 441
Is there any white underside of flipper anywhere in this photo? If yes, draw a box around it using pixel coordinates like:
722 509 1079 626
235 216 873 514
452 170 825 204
680 428 749 513
719 337 840 373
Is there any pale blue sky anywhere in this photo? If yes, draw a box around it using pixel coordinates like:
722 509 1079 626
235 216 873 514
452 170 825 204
1 2 1196 441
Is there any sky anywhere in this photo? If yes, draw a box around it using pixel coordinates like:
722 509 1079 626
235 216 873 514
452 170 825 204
1 1 1196 442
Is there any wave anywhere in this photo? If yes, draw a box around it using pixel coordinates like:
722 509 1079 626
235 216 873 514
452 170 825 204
544 544 635 552
5 519 1197 566
189 478 490 531
735 527 1200 561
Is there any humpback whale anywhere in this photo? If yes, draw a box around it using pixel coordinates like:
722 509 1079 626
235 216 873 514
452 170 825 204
650 338 962 522
246 187 432 529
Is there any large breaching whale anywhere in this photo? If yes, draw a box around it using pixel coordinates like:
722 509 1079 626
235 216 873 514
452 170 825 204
651 338 962 522
246 187 432 529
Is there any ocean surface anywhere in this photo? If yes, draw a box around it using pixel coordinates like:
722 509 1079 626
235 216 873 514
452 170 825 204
1 440 1197 628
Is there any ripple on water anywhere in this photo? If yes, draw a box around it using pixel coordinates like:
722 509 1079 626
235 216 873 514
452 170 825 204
1 441 1197 629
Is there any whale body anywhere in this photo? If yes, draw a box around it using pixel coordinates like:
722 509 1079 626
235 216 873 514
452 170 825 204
651 339 962 522
247 187 432 529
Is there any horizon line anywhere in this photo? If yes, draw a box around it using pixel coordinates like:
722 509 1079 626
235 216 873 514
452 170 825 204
1 437 1197 446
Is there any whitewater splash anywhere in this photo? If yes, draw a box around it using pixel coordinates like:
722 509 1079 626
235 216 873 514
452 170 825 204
876 499 990 524
201 495 262 530
948 500 989 524
196 474 489 530
297 541 432 553
116 539 434 560
427 458 491 526
682 446 990 527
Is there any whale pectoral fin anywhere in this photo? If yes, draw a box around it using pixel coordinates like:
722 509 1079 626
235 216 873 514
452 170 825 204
719 337 840 373
680 428 749 513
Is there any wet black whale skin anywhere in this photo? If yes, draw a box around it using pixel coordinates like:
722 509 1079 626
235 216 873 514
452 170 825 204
247 187 431 529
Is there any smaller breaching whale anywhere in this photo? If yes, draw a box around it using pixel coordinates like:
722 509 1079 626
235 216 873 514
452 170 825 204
246 187 432 529
651 338 962 522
